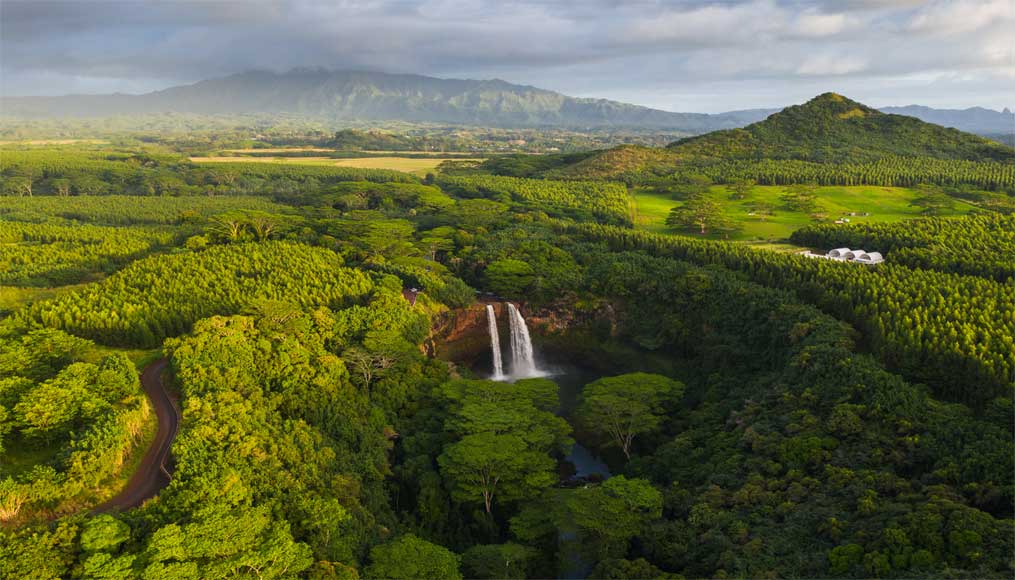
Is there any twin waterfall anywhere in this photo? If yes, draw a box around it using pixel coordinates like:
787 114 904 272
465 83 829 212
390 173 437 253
485 305 506 381
486 303 541 380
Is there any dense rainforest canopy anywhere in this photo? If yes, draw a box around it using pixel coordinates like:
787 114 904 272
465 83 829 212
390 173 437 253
0 100 1012 579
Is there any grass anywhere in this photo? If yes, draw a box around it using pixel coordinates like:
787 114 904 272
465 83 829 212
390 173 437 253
632 185 977 242
191 154 484 176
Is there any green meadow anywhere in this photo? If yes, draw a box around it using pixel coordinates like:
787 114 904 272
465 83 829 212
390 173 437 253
632 184 976 242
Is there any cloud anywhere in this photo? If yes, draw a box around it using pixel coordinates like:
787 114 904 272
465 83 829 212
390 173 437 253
1 0 1012 111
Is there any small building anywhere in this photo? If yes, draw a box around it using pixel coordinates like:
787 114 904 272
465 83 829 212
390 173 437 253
828 248 851 259
856 252 884 265
843 249 866 261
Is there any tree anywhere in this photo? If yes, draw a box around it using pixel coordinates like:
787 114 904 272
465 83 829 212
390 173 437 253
484 259 535 297
81 515 131 553
780 183 819 213
666 197 734 236
364 535 462 580
72 175 109 196
666 174 712 200
745 200 777 221
576 373 683 459
49 178 72 197
437 379 571 513
727 179 756 200
591 558 680 579
2 177 33 197
565 476 663 552
461 543 535 579
0 406 10 456
439 432 556 514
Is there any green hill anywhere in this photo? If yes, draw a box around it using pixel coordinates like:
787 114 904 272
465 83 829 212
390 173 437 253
668 93 1012 163
523 93 1014 183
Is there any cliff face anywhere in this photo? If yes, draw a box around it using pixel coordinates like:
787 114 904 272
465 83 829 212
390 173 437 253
427 300 617 363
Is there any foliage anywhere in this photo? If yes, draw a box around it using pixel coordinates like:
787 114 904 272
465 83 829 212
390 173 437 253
561 221 1014 407
437 174 633 226
0 222 172 286
668 93 1012 163
576 373 684 459
364 535 462 580
790 213 1015 281
22 241 374 347
437 379 572 513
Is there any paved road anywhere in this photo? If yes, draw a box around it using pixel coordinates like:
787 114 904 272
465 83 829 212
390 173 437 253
95 358 179 513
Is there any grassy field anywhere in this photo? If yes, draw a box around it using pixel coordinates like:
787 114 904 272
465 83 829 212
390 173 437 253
191 155 483 176
632 185 976 242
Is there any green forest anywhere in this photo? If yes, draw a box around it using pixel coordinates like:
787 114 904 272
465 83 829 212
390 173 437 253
0 95 1012 580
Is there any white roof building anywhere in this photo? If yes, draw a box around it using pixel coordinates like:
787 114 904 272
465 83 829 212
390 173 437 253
856 252 884 264
828 248 851 259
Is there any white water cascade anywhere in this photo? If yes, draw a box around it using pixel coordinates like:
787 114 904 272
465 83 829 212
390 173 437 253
507 303 541 378
486 304 505 380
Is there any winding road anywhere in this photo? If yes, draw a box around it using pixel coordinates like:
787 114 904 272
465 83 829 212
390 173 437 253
95 358 180 513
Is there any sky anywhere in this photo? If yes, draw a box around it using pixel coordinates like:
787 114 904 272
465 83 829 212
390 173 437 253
2 0 1013 113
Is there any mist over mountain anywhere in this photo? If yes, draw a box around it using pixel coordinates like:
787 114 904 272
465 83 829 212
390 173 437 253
880 105 1014 136
2 69 1012 136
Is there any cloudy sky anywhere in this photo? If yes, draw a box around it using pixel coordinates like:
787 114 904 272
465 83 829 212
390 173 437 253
2 0 1013 112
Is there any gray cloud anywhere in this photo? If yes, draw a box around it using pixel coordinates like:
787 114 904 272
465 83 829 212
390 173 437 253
1 0 1012 112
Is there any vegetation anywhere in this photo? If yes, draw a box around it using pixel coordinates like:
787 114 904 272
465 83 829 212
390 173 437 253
437 174 633 226
0 98 1011 578
791 213 1015 281
19 242 374 347
667 93 1012 163
634 184 975 240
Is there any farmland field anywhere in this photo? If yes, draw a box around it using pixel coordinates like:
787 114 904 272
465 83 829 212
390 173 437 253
633 184 976 241
191 154 483 175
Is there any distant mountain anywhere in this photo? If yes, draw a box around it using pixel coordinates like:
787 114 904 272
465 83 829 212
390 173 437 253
0 69 759 131
4 71 1012 137
668 93 1011 163
880 105 1014 136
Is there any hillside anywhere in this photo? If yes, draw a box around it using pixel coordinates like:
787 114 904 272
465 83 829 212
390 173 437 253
1 69 753 130
668 93 1012 163
532 93 1014 181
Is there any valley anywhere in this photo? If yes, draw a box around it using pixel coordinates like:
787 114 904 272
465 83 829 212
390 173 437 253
0 85 1012 580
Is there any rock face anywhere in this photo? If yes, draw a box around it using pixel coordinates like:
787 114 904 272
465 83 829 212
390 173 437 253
428 300 617 364
428 301 505 364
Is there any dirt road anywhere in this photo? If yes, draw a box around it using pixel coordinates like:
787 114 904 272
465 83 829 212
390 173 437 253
95 358 179 512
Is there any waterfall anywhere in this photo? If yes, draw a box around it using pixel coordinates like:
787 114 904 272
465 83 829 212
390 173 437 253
507 303 541 378
486 305 505 380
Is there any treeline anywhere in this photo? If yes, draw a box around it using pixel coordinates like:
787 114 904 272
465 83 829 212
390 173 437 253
437 174 633 226
791 213 1015 282
0 195 287 226
0 330 148 524
0 223 172 286
673 157 1015 191
20 241 375 347
557 221 1014 407
0 149 417 198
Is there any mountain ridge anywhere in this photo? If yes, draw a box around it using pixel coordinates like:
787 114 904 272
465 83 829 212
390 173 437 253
4 69 1012 136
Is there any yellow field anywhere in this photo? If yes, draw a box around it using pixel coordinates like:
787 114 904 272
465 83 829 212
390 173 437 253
191 155 484 176
222 148 477 155
222 147 336 153
0 139 108 145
